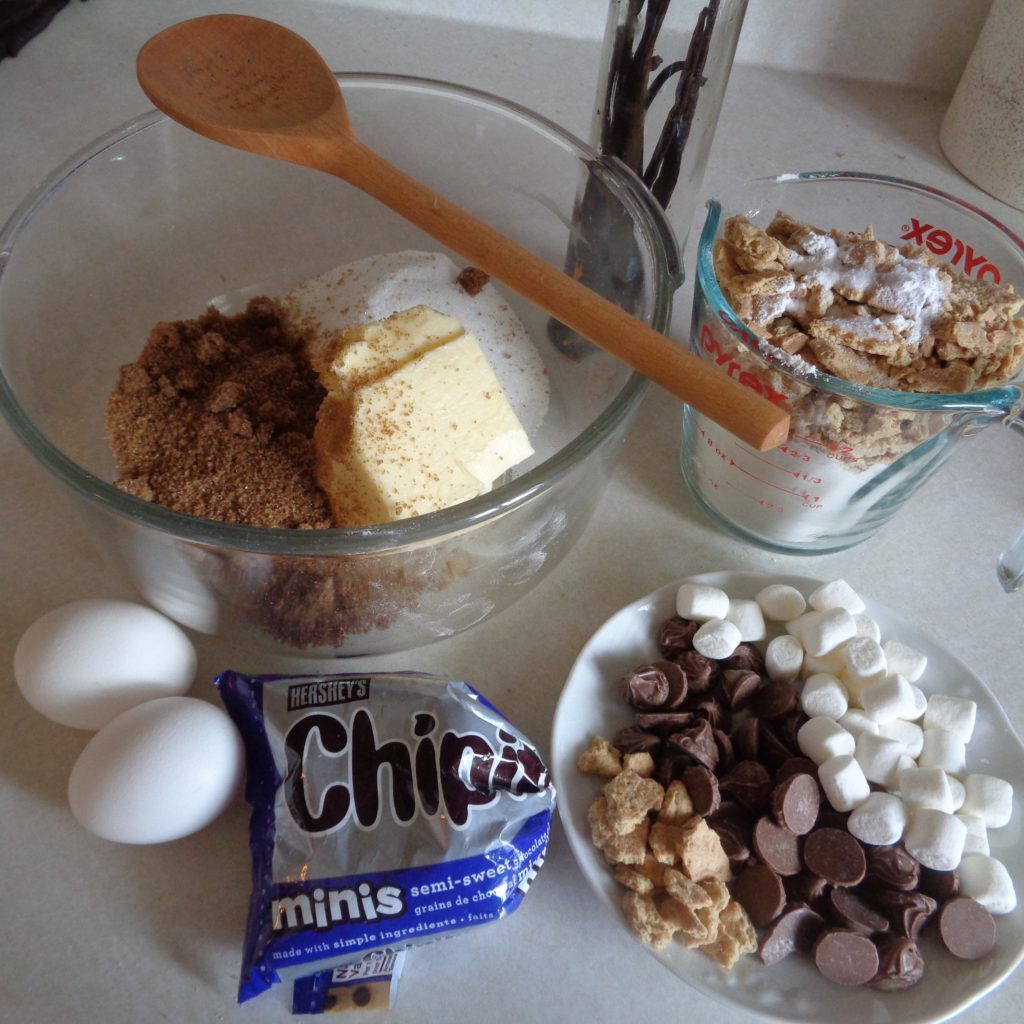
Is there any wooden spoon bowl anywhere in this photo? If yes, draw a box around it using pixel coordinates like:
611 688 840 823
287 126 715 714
137 14 789 450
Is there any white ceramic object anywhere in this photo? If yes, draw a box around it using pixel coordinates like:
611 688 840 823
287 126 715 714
552 571 1024 1024
940 0 1024 211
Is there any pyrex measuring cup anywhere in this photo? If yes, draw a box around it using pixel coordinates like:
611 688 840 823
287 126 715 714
679 172 1024 587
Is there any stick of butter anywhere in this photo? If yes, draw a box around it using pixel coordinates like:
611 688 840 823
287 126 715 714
314 306 535 527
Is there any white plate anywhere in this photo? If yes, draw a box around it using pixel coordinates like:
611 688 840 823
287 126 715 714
552 571 1024 1024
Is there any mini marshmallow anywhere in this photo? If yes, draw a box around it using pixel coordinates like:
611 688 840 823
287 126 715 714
843 636 887 689
907 685 928 722
878 718 924 759
724 599 766 642
676 583 730 623
898 765 955 813
838 709 881 739
961 774 1014 828
765 634 804 683
808 579 866 614
959 854 1017 914
956 814 990 856
692 617 742 659
882 639 927 683
855 731 906 787
852 613 881 642
800 673 848 720
860 674 918 724
922 694 977 744
755 583 806 621
798 716 855 765
903 808 967 871
789 607 857 658
847 791 907 846
947 775 966 812
918 729 967 776
802 647 848 678
818 754 871 812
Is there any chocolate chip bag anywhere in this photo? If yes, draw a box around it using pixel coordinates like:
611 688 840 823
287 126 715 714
216 671 554 1003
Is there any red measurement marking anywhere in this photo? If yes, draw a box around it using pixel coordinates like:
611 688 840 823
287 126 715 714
730 459 811 499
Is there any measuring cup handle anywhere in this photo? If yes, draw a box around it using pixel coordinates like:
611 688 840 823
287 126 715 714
996 414 1024 592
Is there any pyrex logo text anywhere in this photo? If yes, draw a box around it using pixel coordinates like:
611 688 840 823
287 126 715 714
700 323 791 410
900 218 1001 282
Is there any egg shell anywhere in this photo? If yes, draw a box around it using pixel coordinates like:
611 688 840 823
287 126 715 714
14 599 197 730
68 697 244 844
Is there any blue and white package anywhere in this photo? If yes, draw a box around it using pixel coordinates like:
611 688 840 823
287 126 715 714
216 671 554 1004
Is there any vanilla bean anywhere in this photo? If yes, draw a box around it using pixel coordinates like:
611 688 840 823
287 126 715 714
644 0 719 208
549 0 722 358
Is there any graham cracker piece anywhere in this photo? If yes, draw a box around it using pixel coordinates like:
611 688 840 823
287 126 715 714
677 816 731 882
622 891 676 949
613 864 656 895
576 736 622 778
623 751 656 778
805 334 896 388
807 315 908 360
657 779 695 825
658 896 712 944
723 215 795 270
946 274 1023 324
603 769 664 833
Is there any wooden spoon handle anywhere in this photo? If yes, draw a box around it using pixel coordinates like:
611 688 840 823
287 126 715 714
317 139 789 452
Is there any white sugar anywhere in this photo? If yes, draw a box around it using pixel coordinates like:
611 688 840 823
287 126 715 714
281 250 550 434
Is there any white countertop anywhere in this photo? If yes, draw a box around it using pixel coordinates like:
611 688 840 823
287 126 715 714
2 2 1022 1023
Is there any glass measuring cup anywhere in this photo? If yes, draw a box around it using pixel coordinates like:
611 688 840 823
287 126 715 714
679 172 1024 586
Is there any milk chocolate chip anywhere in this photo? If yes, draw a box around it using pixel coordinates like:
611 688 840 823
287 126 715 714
827 888 889 935
803 828 866 887
753 816 803 876
938 897 997 960
871 890 937 942
814 929 880 986
871 936 925 991
759 903 825 965
656 616 698 658
772 772 820 835
733 862 787 928
681 765 720 816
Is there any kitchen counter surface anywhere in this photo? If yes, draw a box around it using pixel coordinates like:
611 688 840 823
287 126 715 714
2 3 1021 1022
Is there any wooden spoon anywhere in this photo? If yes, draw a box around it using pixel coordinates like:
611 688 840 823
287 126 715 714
136 14 789 451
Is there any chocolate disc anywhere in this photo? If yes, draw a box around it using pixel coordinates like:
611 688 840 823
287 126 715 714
750 680 799 720
919 866 959 902
871 936 925 991
759 903 825 965
864 843 920 891
621 664 669 709
872 890 937 942
938 897 997 960
657 616 698 658
803 827 866 886
785 872 831 913
774 756 819 785
681 764 720 816
721 760 772 814
772 772 820 835
813 929 879 986
721 669 761 710
827 888 889 935
753 816 803 876
733 862 787 928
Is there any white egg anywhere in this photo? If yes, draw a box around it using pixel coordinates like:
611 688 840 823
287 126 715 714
68 696 244 844
14 599 197 730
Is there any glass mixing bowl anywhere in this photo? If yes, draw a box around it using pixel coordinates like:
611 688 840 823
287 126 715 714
0 75 681 656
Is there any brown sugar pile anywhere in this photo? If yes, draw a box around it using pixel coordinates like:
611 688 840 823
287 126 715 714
106 298 333 528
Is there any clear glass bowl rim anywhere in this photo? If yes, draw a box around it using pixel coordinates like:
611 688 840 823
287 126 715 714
697 169 1024 417
0 72 681 555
